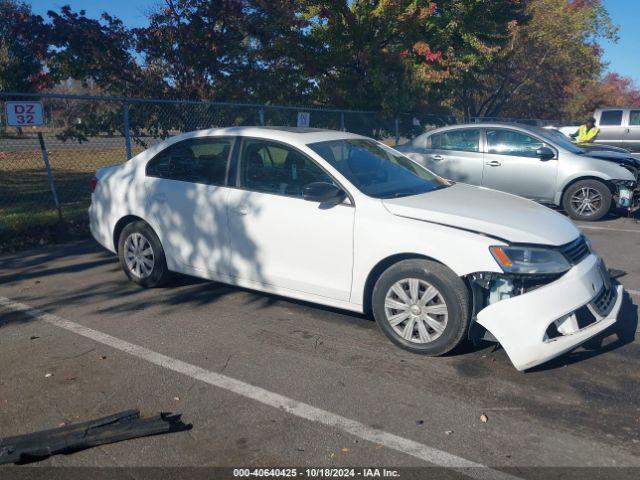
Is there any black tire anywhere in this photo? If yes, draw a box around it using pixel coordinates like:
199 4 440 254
371 259 470 356
562 179 612 221
117 220 171 288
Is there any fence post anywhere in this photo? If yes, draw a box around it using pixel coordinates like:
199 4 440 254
394 115 400 146
340 112 345 131
259 109 265 126
37 132 63 223
123 101 132 160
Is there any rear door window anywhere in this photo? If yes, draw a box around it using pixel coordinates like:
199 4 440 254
629 111 640 126
146 137 233 185
599 110 623 126
429 129 480 152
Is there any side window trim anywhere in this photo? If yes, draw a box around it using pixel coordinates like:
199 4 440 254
234 136 355 206
145 136 235 186
226 136 241 188
483 128 557 159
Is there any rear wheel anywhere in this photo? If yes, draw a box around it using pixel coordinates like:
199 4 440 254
117 220 170 287
372 259 470 356
563 179 611 221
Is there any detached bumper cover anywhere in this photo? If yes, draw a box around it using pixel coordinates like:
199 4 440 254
476 254 622 371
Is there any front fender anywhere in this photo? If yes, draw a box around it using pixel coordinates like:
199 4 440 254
554 169 632 205
349 203 504 306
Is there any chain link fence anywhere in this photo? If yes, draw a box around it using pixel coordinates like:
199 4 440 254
0 92 565 244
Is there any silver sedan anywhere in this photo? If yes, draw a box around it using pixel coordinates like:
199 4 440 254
396 123 639 221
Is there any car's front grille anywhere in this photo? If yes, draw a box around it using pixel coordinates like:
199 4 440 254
592 286 617 317
559 236 590 265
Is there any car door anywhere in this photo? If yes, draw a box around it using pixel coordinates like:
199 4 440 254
144 136 234 275
226 137 355 301
596 109 625 147
422 128 484 185
624 109 640 152
482 128 558 202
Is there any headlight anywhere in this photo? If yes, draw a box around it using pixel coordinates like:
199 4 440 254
584 235 595 254
489 246 571 274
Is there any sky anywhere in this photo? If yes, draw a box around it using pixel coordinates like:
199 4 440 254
600 0 640 84
28 0 155 28
26 0 640 85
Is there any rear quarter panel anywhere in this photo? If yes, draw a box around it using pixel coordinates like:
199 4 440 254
89 157 151 253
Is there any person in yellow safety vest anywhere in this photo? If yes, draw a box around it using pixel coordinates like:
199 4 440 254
570 117 600 144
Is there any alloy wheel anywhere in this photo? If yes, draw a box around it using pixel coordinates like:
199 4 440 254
570 187 603 216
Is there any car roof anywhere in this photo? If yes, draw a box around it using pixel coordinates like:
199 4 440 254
424 122 539 135
170 126 368 145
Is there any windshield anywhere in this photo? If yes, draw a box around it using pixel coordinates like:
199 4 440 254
308 139 449 199
533 128 584 154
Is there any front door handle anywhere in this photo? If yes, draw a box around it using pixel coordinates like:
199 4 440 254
431 154 444 161
485 160 501 167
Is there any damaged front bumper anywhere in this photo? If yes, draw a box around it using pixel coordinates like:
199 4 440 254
475 254 622 371
612 180 640 212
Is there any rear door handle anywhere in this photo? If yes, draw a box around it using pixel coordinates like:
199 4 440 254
232 205 249 215
431 154 444 161
485 160 501 167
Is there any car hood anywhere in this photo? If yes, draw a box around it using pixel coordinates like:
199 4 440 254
382 183 580 245
579 144 630 154
583 150 639 167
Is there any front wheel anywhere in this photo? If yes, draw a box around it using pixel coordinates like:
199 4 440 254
562 179 612 221
118 220 171 288
371 259 470 356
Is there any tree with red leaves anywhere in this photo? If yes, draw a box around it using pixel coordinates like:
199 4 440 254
0 0 50 92
565 73 640 120
304 0 522 117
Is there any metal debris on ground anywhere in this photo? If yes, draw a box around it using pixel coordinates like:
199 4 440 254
0 409 191 465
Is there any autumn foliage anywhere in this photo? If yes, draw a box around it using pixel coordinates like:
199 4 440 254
1 0 637 121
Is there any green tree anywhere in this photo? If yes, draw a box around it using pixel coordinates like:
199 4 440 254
135 0 311 103
303 0 523 121
444 0 617 119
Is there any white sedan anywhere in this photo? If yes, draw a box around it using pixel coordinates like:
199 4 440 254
89 127 623 371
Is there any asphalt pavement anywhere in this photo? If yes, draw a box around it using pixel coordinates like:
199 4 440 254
1 214 640 477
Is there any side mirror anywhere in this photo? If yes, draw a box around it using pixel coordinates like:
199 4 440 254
536 146 555 160
302 182 346 203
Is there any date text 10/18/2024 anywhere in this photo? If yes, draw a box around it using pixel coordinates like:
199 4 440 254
233 468 400 478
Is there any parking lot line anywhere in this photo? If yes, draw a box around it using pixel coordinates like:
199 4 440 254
0 295 520 480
